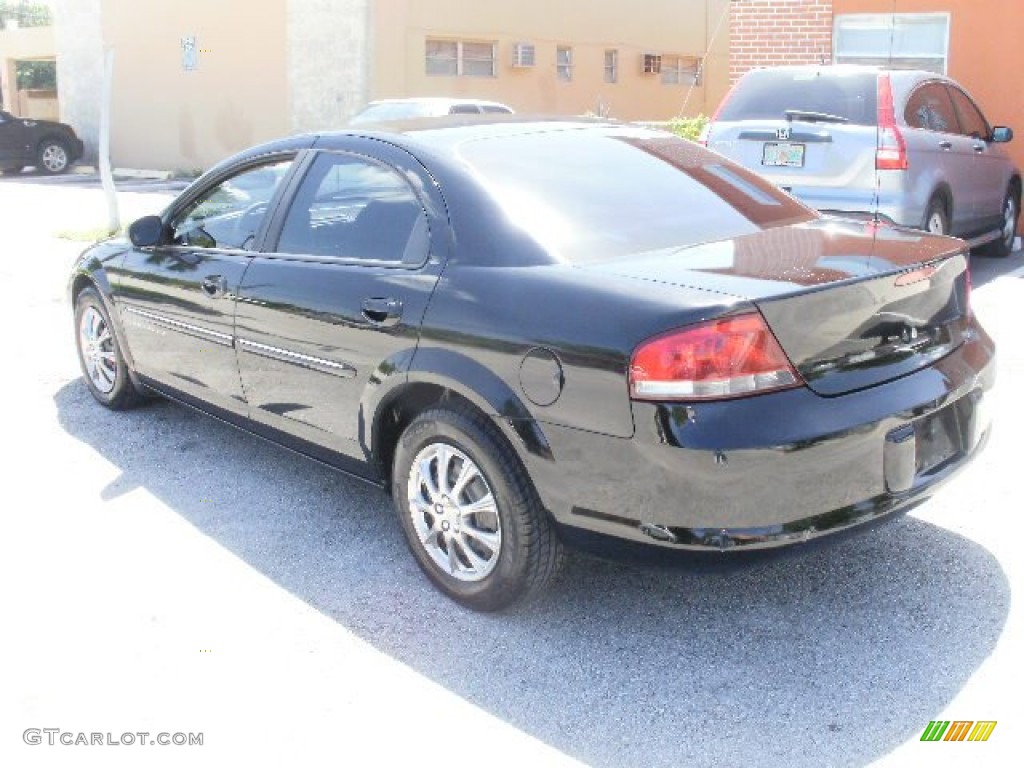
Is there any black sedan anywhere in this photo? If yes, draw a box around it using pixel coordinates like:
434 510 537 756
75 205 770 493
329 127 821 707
69 118 994 610
0 110 83 175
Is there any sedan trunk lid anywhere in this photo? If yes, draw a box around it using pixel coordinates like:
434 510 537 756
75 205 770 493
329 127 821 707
589 219 970 397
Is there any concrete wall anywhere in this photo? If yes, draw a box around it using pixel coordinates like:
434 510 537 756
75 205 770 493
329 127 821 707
53 0 102 160
287 0 372 131
372 0 731 121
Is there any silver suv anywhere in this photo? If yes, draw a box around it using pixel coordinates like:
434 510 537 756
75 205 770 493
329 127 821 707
704 65 1021 257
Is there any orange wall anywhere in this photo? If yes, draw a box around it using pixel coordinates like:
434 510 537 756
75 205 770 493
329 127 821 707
833 0 1024 177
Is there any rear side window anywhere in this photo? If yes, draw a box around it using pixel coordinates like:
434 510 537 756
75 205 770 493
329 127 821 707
904 83 958 133
275 153 429 265
460 129 814 265
717 70 878 126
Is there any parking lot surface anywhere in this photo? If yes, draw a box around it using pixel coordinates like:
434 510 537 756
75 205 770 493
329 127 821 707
1 174 1022 767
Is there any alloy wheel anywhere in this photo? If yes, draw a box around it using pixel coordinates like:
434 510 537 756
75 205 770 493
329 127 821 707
41 144 68 173
79 306 117 394
1003 196 1018 250
406 442 502 582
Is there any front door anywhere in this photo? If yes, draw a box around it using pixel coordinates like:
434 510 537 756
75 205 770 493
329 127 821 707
234 145 447 462
112 156 296 416
946 85 1009 233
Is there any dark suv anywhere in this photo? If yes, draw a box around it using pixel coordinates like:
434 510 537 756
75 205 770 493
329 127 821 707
704 66 1021 257
0 110 84 175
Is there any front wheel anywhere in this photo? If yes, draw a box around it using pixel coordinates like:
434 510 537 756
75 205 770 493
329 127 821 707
37 139 70 175
74 287 143 409
392 405 563 611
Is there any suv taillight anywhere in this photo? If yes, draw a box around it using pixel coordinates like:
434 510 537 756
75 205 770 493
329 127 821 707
629 313 802 401
876 74 908 171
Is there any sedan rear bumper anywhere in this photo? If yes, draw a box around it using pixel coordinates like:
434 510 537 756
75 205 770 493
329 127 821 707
524 322 995 553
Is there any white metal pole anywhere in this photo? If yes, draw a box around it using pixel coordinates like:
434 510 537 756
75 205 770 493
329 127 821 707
100 49 119 234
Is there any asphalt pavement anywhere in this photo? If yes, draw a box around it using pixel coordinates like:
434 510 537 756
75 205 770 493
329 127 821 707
1 174 1021 767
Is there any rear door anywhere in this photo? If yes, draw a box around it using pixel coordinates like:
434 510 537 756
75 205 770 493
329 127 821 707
707 69 880 205
235 141 448 462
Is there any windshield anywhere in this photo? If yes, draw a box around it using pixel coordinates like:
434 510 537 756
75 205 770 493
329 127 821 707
718 69 879 125
350 102 440 125
459 129 814 265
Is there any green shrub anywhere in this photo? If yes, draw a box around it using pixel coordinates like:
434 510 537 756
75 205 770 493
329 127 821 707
666 114 709 142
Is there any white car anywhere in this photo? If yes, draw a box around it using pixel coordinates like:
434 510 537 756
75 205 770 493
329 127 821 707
348 98 514 125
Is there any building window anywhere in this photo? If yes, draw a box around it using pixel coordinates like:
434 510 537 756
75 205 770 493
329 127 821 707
834 13 949 74
603 49 619 84
557 46 573 82
660 55 702 86
426 39 496 77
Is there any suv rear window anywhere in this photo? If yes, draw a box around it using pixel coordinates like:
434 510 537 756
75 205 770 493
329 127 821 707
718 70 878 126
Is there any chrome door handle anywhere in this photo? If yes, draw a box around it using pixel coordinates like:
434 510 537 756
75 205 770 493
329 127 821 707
361 297 403 327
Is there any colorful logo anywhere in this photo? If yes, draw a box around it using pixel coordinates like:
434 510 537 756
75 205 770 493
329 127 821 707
920 721 997 742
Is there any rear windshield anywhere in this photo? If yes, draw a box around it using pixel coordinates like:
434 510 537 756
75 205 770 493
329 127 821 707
718 70 879 126
459 129 814 265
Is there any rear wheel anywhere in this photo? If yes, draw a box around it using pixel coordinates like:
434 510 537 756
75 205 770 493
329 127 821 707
392 405 563 611
981 187 1019 258
924 197 949 236
74 287 143 409
37 139 70 175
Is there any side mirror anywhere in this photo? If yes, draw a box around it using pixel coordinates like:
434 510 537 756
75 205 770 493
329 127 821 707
991 126 1014 144
128 215 166 247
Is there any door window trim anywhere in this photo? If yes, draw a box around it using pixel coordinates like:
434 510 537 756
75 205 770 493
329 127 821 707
260 149 434 270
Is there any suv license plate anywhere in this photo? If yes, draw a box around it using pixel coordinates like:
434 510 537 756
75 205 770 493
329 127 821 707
763 142 805 168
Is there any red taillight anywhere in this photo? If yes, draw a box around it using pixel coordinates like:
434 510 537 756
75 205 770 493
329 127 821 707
876 74 908 171
629 313 802 401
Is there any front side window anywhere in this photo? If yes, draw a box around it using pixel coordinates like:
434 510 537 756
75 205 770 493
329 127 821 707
556 47 573 82
904 83 958 134
426 39 495 78
947 87 990 139
171 159 293 250
834 13 949 74
275 153 429 265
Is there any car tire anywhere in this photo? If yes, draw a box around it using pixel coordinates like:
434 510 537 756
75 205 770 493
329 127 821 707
1 166 23 175
392 404 563 611
981 187 1020 258
924 197 950 236
74 286 143 410
37 138 70 175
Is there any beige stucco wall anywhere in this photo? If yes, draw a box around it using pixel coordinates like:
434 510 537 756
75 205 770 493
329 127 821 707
372 0 731 121
0 25 57 115
97 0 289 170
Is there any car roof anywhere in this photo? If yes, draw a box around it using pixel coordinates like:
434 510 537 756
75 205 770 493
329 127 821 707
741 63 946 82
364 97 512 108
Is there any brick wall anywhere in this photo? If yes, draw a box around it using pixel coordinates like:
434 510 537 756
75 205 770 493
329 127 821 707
730 0 834 83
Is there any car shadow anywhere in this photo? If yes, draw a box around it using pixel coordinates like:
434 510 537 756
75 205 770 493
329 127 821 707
54 381 1010 768
969 244 1024 286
